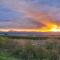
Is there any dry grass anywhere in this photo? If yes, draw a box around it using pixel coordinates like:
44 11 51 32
0 36 60 60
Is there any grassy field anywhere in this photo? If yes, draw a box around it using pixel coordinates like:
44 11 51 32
0 35 60 60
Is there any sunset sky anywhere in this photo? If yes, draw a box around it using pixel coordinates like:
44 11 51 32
0 0 60 32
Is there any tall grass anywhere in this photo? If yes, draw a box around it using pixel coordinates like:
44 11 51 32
0 36 60 60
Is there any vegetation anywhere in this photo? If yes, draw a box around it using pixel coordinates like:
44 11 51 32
0 36 60 60
1 35 49 40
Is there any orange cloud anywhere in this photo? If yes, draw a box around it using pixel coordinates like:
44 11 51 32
26 10 55 27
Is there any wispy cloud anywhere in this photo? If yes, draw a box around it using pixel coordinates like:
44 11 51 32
0 0 60 29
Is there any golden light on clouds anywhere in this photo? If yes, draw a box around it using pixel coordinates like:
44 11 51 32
0 24 60 32
0 0 60 33
49 25 60 32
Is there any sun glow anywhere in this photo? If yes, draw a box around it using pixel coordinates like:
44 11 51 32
0 25 60 32
50 25 60 32
38 25 60 32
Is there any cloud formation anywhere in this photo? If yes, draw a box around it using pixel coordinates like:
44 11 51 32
0 0 60 29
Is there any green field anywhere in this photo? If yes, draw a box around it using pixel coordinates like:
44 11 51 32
0 36 60 60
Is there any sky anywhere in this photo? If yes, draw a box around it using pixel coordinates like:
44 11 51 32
0 0 60 32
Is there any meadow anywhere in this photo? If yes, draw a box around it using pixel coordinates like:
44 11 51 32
0 35 60 60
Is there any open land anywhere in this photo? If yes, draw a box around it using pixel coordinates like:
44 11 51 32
0 32 60 60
